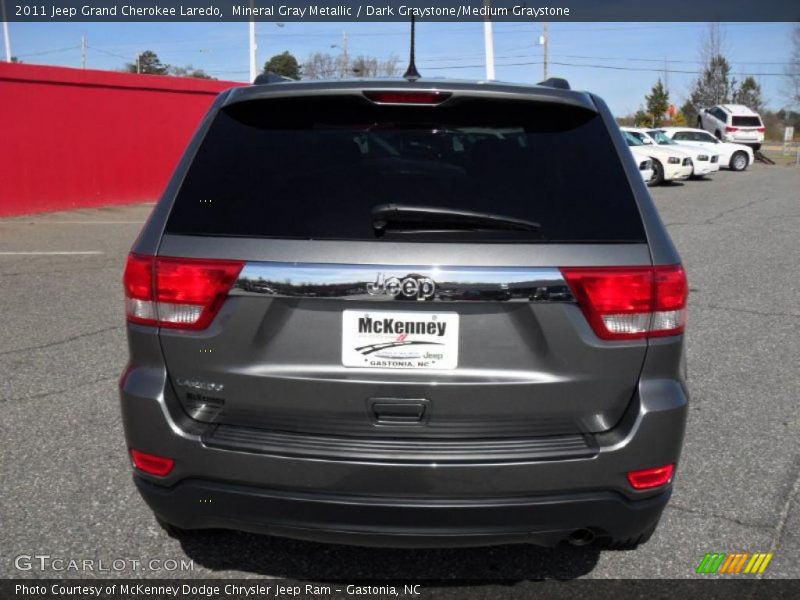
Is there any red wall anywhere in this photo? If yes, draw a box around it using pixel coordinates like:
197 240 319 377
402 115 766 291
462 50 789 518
0 63 245 217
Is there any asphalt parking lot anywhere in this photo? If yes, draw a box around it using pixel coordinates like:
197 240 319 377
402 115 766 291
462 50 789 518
1 163 799 582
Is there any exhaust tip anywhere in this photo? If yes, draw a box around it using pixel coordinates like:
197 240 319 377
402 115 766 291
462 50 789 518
567 529 595 546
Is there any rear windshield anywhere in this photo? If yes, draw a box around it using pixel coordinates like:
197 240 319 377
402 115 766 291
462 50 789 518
166 95 646 243
732 116 762 127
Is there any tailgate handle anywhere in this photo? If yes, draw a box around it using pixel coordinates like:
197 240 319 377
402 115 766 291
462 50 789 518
369 399 428 425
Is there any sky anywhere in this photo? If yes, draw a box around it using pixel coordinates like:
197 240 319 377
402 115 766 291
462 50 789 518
5 21 797 115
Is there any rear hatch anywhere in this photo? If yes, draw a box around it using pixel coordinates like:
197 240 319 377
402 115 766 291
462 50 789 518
154 86 655 439
730 115 764 141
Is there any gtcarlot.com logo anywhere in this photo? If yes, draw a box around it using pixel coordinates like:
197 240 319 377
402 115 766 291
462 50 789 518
696 552 774 574
14 554 194 572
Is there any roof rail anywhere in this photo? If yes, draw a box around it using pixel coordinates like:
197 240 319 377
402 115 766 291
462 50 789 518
252 72 295 85
537 77 570 90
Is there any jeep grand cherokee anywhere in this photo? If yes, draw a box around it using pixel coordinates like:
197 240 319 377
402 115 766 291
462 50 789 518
120 78 688 549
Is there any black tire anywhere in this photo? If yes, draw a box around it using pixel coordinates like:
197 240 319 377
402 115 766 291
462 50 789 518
715 130 722 140
646 159 664 187
603 523 657 551
730 151 749 172
155 515 187 538
696 118 703 128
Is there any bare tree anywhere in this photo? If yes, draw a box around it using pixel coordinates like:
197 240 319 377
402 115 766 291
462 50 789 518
302 52 339 79
381 55 400 77
350 55 378 77
700 23 725 66
303 52 400 79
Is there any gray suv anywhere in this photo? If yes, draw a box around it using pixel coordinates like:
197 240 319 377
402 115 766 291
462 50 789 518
121 78 688 549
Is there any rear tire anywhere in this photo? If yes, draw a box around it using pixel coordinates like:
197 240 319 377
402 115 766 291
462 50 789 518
730 151 749 172
155 515 187 538
696 118 703 128
646 160 664 187
603 523 657 551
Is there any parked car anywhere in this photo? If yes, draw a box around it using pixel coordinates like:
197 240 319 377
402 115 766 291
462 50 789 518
660 127 755 172
121 77 689 550
622 127 720 178
623 133 655 185
697 104 765 150
621 129 693 186
630 148 654 184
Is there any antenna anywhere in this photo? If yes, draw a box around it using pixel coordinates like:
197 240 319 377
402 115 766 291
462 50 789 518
403 14 420 81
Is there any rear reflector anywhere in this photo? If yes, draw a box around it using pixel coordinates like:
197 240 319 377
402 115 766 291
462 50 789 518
131 449 174 477
628 464 675 490
124 254 244 330
561 265 687 340
363 91 452 105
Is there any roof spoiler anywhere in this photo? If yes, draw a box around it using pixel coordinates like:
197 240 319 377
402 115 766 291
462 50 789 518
253 72 295 85
537 77 570 90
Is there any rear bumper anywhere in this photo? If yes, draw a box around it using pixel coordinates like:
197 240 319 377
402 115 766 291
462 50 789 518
120 334 688 548
135 475 671 548
723 135 763 147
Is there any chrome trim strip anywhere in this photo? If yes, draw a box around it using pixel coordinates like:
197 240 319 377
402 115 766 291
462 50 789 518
231 263 573 303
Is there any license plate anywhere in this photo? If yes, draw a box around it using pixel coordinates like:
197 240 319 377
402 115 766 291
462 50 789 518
342 310 459 369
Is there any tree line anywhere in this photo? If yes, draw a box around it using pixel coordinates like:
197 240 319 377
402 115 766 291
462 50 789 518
621 24 800 140
122 49 399 81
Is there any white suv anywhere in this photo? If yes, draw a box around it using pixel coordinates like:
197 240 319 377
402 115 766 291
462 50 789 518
697 105 765 150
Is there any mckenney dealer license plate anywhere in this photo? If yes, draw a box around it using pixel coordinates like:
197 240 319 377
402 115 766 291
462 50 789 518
342 310 459 369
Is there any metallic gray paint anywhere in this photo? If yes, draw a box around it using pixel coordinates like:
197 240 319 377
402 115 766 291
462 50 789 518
120 78 688 547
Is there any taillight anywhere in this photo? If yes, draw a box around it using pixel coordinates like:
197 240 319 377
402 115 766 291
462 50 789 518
123 254 244 330
725 126 738 132
363 91 451 105
131 449 174 477
561 265 687 340
627 464 675 490
756 127 765 133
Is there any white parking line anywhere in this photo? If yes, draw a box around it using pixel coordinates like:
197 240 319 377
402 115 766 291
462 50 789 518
0 251 104 255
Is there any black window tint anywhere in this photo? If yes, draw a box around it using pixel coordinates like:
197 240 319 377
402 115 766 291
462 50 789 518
673 132 690 141
166 95 646 243
732 116 762 127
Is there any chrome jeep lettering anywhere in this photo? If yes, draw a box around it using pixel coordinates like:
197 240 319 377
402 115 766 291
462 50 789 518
366 273 435 300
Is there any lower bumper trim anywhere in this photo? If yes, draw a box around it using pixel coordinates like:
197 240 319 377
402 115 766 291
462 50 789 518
135 476 670 548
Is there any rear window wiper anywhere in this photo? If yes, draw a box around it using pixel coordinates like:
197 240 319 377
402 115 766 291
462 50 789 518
371 204 542 236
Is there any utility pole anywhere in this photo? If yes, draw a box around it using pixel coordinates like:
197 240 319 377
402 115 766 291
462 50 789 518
81 36 87 69
483 0 495 80
248 0 257 81
341 30 349 78
542 22 549 80
136 51 141 74
1 0 12 62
